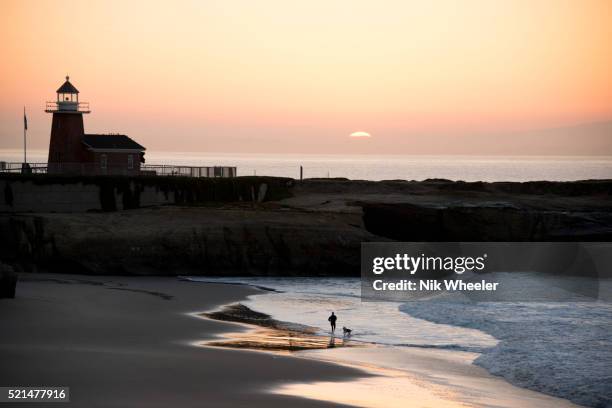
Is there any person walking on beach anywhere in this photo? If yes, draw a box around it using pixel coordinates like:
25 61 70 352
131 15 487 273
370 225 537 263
328 312 337 334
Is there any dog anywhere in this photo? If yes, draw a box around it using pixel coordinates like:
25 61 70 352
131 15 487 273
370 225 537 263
342 327 352 337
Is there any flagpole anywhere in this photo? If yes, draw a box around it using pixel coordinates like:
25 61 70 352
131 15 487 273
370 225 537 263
23 106 27 164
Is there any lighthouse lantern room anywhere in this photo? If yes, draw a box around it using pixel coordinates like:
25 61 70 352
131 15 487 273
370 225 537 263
46 76 90 114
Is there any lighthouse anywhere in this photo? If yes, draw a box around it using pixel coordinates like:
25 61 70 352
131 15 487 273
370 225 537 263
45 76 145 175
46 76 90 173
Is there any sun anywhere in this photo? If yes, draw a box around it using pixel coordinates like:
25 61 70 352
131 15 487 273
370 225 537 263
349 131 371 138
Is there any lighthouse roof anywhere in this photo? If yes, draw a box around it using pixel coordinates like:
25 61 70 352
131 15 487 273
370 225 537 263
56 76 79 94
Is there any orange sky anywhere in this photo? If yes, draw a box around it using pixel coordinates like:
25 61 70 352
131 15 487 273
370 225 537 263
0 0 611 154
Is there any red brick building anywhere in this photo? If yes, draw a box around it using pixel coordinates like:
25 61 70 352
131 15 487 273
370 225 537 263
46 77 145 175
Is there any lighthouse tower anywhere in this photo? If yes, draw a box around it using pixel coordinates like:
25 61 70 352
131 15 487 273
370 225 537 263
45 76 90 173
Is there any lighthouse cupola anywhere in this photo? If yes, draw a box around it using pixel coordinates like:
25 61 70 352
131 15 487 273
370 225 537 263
45 76 90 114
55 76 81 112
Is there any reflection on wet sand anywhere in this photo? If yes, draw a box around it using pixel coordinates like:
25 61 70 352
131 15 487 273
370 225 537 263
281 347 582 408
201 302 358 353
205 326 357 353
273 366 470 408
328 335 335 348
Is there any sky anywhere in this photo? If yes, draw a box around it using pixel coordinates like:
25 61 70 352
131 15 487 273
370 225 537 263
0 0 611 155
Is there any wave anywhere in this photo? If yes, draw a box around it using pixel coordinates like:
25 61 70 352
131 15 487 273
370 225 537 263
399 300 612 408
185 275 612 407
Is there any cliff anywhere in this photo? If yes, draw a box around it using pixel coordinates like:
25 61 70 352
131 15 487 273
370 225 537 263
1 176 611 276
0 206 377 276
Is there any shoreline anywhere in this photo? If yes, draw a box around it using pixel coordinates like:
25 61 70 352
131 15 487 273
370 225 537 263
0 273 369 407
198 287 583 408
0 273 596 407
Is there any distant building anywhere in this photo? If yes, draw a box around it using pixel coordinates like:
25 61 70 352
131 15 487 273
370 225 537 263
45 76 146 175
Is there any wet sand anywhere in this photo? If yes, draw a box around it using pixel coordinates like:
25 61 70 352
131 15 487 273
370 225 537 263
0 274 366 407
202 303 583 408
275 347 582 408
201 303 362 352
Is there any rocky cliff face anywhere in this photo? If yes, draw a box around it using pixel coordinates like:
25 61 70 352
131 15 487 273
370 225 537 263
284 178 612 241
1 178 610 276
362 202 612 241
0 207 379 276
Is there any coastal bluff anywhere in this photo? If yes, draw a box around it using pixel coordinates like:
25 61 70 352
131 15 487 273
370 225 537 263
1 175 611 276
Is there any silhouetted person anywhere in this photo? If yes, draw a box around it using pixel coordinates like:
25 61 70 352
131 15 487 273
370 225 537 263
328 312 337 333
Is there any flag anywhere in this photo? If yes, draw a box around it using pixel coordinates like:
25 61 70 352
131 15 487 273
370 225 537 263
23 107 27 130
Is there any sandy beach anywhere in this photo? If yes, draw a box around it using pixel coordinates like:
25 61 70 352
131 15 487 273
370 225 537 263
0 274 367 407
0 273 584 408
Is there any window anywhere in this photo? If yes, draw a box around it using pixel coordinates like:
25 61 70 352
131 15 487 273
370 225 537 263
100 154 107 170
127 154 134 170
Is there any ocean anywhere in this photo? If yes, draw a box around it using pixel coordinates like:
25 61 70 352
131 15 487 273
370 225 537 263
2 149 612 181
188 276 612 408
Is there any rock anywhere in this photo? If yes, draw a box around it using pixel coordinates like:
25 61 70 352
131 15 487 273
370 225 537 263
0 207 380 276
362 202 612 241
0 263 17 298
0 178 610 276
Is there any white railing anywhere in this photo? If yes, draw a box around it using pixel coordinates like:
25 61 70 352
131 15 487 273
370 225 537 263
141 165 236 177
45 101 91 113
0 162 237 178
0 162 47 174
